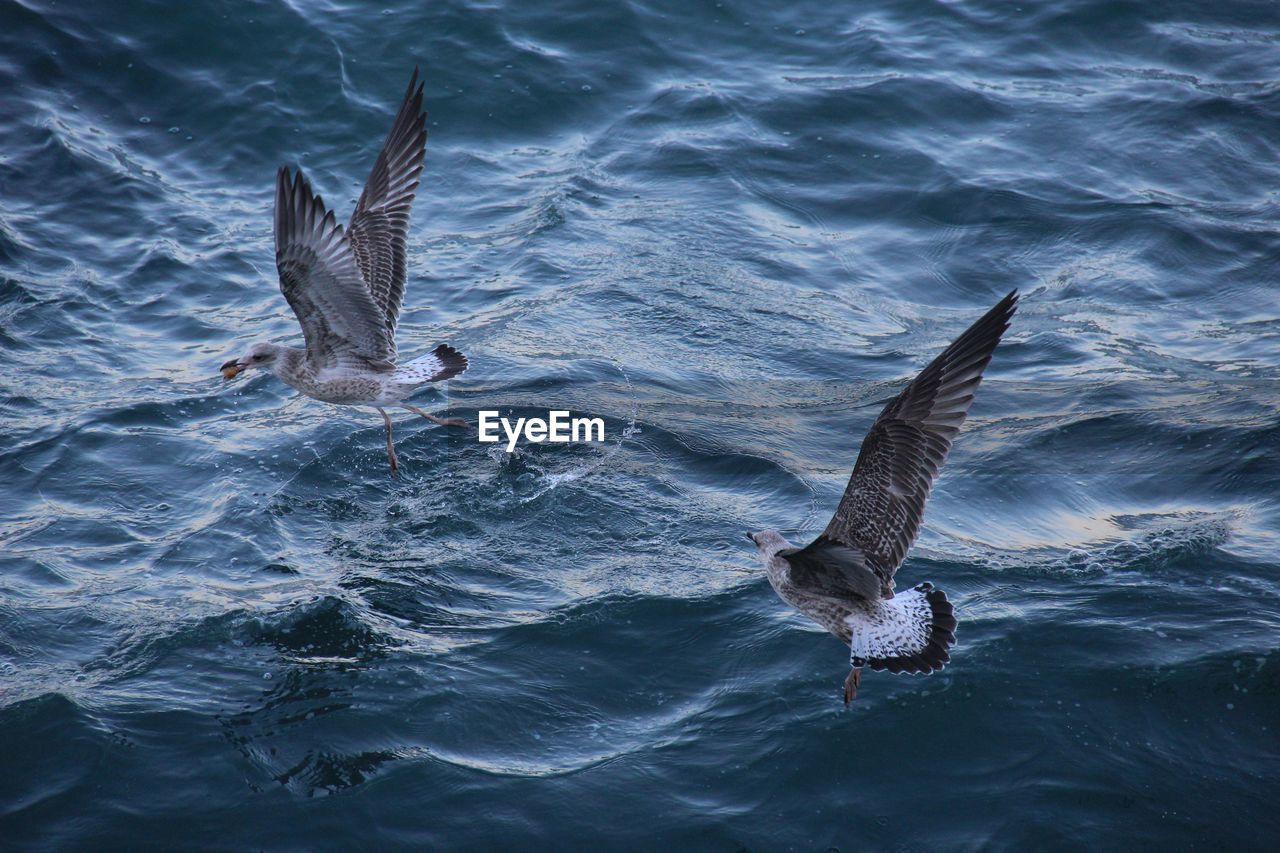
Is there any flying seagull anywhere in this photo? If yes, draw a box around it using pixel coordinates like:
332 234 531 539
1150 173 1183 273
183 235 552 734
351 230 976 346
748 290 1017 703
220 67 467 475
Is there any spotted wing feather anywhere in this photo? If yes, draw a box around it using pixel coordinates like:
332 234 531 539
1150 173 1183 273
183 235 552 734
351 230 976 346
820 290 1018 589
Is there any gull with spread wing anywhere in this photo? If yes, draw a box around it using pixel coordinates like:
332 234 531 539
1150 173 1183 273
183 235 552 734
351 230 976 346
748 290 1017 703
221 68 467 475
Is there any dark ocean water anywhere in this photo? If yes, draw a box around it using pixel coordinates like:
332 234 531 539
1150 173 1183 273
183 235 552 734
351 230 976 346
2 0 1279 848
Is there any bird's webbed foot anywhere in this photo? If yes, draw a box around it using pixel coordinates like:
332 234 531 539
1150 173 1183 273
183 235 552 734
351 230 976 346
843 666 862 705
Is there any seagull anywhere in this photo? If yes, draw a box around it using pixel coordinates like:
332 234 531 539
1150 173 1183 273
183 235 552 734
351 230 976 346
747 290 1017 704
220 67 467 475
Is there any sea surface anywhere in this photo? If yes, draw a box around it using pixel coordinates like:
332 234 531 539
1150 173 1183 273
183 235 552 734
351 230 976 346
2 0 1279 848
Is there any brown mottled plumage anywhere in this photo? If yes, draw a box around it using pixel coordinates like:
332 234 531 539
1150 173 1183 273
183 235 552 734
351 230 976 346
749 291 1017 703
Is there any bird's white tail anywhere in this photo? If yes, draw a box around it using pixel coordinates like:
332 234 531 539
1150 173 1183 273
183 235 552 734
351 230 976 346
849 583 957 674
394 344 468 383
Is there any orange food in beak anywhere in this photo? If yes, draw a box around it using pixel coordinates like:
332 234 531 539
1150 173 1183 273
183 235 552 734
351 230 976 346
220 360 243 380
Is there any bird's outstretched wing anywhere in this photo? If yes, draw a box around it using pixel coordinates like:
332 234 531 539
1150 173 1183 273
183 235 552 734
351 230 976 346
275 166 396 370
346 67 427 344
818 290 1018 591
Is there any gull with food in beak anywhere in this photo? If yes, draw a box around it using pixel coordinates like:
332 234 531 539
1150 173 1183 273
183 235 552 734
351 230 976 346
220 67 467 475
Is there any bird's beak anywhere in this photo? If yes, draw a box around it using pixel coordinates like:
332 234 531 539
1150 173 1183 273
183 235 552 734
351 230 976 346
220 359 244 380
744 532 755 543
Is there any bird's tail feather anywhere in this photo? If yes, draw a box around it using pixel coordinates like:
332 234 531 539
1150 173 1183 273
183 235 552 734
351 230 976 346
853 583 957 675
395 344 468 383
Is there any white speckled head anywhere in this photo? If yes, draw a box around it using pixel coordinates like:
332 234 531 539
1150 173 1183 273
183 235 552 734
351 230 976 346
747 529 791 561
221 342 281 379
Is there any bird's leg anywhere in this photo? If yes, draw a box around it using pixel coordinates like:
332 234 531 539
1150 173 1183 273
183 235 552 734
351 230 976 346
843 666 862 705
401 404 466 428
378 407 398 476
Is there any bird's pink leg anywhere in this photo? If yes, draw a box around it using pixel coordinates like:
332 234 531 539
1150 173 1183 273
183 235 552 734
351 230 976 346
378 407 398 476
843 667 862 705
401 404 466 428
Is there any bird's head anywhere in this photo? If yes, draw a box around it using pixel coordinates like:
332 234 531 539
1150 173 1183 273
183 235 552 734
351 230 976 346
746 529 790 561
221 342 279 379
